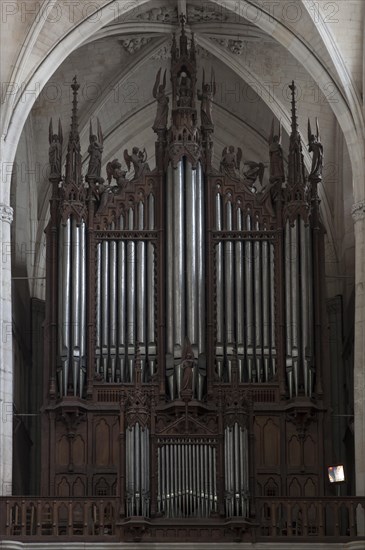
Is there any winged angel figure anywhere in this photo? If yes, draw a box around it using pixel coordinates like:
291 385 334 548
152 68 169 131
268 118 285 182
220 145 242 180
308 118 323 180
48 118 63 178
86 118 104 182
124 147 150 180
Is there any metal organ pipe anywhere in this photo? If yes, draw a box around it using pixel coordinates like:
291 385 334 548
235 208 244 381
291 220 299 396
118 215 126 382
109 229 117 383
137 202 146 379
262 238 270 382
224 424 249 517
127 208 135 382
196 164 205 356
225 201 234 382
101 239 109 379
245 215 254 382
71 218 80 396
254 220 262 382
186 161 198 348
173 161 185 355
95 242 101 377
285 219 293 397
58 219 71 396
147 194 156 377
270 243 276 376
79 221 86 395
215 193 224 380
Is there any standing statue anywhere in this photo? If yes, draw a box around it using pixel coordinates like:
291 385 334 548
106 158 128 191
124 147 150 179
86 118 103 182
243 161 266 189
197 68 216 127
177 71 191 107
220 146 242 180
48 118 63 178
180 352 195 394
268 118 285 182
152 68 169 131
308 118 323 180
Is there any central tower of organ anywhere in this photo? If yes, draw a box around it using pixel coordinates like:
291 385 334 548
40 17 330 542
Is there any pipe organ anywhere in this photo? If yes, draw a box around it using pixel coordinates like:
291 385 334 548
41 18 330 543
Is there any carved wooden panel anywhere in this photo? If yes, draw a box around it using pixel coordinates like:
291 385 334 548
95 418 111 466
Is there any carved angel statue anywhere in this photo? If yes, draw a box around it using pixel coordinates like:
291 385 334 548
220 145 242 180
308 118 323 180
48 118 63 178
197 68 216 127
124 147 150 179
86 118 104 182
152 68 169 131
243 161 266 189
95 159 128 214
268 118 285 182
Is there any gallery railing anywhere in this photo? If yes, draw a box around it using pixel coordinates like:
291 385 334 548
1 497 365 541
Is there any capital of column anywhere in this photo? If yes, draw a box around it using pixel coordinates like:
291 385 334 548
352 200 365 222
0 204 13 224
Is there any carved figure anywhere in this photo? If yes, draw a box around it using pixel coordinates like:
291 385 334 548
220 146 242 179
180 352 195 393
87 118 103 181
197 68 216 127
153 68 169 131
243 161 265 188
268 118 285 181
106 159 128 191
124 147 150 179
48 118 63 177
177 71 191 107
308 118 323 180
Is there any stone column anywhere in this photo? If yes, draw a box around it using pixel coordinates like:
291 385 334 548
352 200 365 533
0 203 13 496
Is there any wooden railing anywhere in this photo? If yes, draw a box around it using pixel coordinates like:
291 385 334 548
1 496 364 541
255 497 365 540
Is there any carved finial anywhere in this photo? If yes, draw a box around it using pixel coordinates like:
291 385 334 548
289 80 298 137
180 12 186 31
65 76 82 186
190 32 196 60
179 13 188 55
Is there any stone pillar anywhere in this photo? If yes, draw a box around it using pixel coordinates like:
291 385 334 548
352 200 365 533
0 203 13 496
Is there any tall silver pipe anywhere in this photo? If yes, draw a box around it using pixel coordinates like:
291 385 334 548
234 423 240 515
137 237 146 377
160 445 164 513
215 193 224 379
127 208 135 381
285 220 293 396
262 239 270 382
290 220 299 396
147 194 156 376
118 224 126 382
270 243 276 376
166 164 174 355
225 201 234 382
307 226 314 395
95 242 101 377
71 218 80 395
300 219 309 395
173 161 185 354
135 423 141 515
79 222 86 395
59 219 71 396
236 208 244 381
109 238 117 382
186 161 198 348
254 223 262 382
245 215 254 382
196 163 205 354
101 239 109 378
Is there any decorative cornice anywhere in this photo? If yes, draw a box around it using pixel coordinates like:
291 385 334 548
0 204 14 224
352 200 365 222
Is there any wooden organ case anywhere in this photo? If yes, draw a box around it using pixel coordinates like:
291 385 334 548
41 20 330 542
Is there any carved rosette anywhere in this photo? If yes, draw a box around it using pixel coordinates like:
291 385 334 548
0 204 14 224
352 200 365 222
